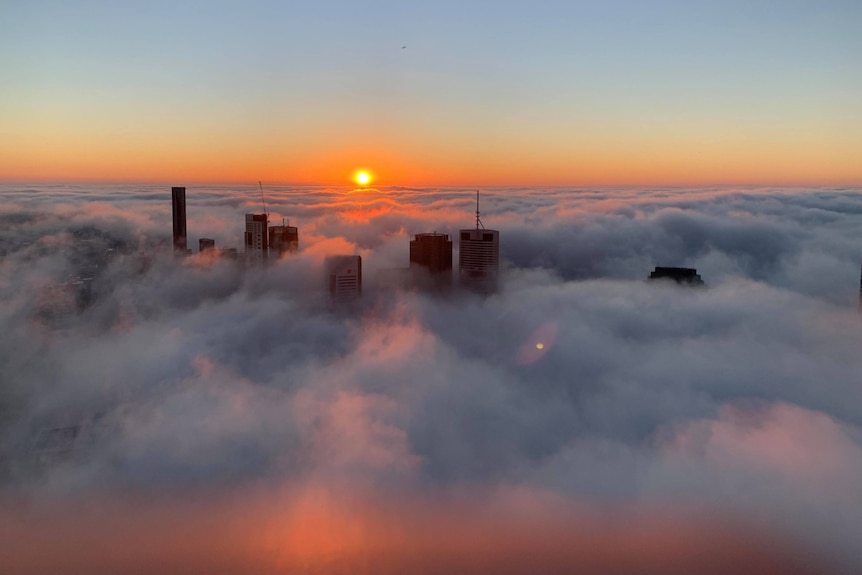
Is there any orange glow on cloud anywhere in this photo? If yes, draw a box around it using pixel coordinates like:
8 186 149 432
0 485 828 575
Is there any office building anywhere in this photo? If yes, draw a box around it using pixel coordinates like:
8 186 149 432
245 213 268 262
411 233 452 273
410 232 452 289
171 187 187 254
648 267 705 286
269 224 299 256
459 192 499 291
199 238 216 252
326 255 362 302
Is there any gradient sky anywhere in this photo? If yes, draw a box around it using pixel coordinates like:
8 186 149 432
2 0 860 186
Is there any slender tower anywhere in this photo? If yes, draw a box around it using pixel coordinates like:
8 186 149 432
858 265 862 313
171 186 187 255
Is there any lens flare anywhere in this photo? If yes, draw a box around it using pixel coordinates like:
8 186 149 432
515 321 559 366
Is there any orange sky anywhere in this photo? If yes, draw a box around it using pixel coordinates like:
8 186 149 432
2 2 860 187
2 127 860 187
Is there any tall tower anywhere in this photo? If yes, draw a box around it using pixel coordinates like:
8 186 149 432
858 266 862 313
245 213 268 262
459 191 499 292
171 187 187 254
326 255 362 302
410 232 452 289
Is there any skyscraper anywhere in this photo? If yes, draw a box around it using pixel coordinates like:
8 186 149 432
245 213 268 262
269 223 299 257
459 192 499 292
171 187 187 255
410 232 452 289
326 255 362 302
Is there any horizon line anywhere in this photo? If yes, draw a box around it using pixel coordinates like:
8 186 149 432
2 177 861 189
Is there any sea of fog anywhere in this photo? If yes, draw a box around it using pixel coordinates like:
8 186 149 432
1 183 861 574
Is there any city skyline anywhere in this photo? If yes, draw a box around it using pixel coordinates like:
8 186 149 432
2 2 860 186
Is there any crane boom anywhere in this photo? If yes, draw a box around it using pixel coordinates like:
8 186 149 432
258 181 268 219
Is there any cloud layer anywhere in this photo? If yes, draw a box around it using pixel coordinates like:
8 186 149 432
1 183 861 573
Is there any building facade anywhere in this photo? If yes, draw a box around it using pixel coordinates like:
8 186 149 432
244 214 268 262
410 232 452 289
458 228 499 291
326 255 362 302
269 224 299 256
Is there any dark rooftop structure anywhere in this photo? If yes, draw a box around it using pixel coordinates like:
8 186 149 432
648 267 705 286
199 238 216 252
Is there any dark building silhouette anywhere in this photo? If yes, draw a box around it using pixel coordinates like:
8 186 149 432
648 267 705 286
269 224 299 256
199 238 216 252
459 192 499 292
410 233 452 272
326 255 362 302
410 233 452 289
245 213 268 262
171 187 187 254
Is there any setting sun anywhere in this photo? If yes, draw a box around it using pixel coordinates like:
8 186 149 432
354 170 373 186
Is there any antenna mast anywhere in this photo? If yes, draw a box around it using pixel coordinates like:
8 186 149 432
475 190 485 230
258 181 268 221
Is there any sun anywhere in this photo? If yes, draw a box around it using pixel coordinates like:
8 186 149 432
354 170 373 186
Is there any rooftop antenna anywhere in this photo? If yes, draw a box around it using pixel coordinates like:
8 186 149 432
475 190 485 230
258 181 268 222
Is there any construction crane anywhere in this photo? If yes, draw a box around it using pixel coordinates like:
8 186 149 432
258 181 268 222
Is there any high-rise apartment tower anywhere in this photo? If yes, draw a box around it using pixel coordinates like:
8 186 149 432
245 213 268 262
